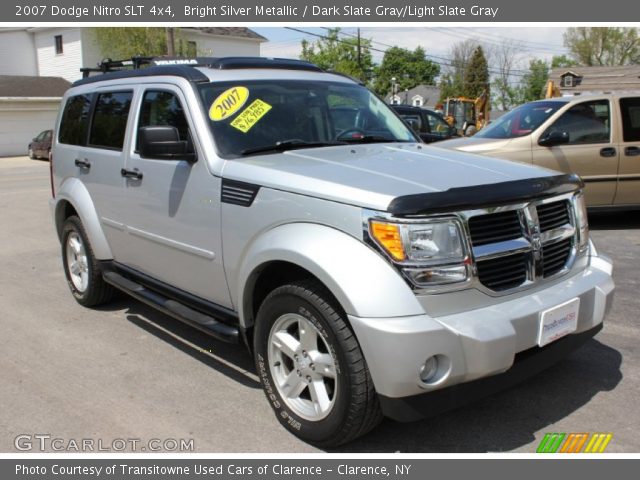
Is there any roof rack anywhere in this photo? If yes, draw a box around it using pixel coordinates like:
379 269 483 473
79 56 323 79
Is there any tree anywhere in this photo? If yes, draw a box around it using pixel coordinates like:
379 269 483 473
520 58 550 103
490 39 523 110
372 46 440 96
440 39 478 101
92 28 193 60
564 27 640 65
464 46 489 98
300 28 374 83
551 54 577 69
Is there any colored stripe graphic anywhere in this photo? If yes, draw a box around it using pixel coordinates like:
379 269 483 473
585 433 613 453
537 433 613 453
537 433 565 453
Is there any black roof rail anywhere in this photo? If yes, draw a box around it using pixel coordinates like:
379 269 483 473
73 56 339 87
79 56 322 77
207 57 323 72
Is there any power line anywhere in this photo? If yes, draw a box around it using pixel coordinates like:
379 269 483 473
293 27 533 78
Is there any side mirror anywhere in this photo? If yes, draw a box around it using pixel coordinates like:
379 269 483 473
538 130 569 147
138 126 196 162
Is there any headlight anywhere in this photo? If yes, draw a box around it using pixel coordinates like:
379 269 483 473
369 218 469 287
574 192 589 251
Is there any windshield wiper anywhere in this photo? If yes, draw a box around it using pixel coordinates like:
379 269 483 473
240 140 346 156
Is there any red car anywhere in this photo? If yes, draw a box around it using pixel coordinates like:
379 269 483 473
28 129 53 160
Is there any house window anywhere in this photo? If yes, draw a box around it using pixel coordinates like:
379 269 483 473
54 35 63 55
562 75 574 87
412 97 423 107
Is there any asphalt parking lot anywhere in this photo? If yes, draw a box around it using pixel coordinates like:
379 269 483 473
1 155 638 453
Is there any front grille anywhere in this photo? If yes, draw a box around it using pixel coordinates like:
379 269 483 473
468 210 522 246
542 238 572 277
476 253 528 291
537 200 570 232
468 196 577 293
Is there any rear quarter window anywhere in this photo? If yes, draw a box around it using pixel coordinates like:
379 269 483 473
59 94 92 146
88 91 133 150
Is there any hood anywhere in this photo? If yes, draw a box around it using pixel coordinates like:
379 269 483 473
221 143 557 212
437 137 513 154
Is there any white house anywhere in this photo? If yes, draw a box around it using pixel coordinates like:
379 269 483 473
0 27 267 83
0 27 266 156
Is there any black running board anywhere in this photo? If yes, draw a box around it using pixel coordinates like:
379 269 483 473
103 271 240 344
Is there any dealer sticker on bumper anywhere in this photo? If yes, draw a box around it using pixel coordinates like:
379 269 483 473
538 297 580 347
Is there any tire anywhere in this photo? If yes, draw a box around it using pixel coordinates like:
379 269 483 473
254 281 382 447
465 125 478 136
61 215 114 307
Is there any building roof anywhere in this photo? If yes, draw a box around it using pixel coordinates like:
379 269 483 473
0 75 71 98
189 27 267 42
549 65 640 94
387 84 441 106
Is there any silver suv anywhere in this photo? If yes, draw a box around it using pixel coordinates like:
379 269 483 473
50 57 614 447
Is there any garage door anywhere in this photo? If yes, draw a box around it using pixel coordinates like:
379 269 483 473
0 99 61 157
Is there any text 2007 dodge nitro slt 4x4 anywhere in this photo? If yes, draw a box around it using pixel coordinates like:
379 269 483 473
49 57 614 446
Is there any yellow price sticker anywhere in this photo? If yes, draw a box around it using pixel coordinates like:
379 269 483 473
230 99 272 133
209 86 249 121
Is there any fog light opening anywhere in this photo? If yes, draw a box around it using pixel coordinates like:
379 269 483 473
418 354 451 386
420 356 439 383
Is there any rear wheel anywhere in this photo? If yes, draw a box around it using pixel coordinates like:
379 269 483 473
254 281 382 447
61 216 114 307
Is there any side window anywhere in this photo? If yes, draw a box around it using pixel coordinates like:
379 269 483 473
426 112 450 134
544 100 610 145
59 94 92 146
620 97 640 142
88 91 133 150
138 90 192 151
400 114 422 132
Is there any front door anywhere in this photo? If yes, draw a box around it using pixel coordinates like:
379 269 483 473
115 85 231 308
532 99 619 206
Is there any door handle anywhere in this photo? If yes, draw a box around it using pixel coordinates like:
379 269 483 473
120 168 143 180
625 146 640 156
600 147 617 158
74 158 91 170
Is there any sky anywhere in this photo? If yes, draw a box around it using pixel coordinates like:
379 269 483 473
253 27 570 78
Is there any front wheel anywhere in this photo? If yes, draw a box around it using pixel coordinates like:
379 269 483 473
254 281 381 447
28 147 36 159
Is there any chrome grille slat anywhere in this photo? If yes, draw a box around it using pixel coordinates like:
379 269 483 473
468 210 522 247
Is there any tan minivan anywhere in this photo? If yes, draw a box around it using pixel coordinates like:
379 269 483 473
439 94 640 208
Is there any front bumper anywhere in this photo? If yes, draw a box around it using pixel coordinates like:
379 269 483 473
348 254 614 421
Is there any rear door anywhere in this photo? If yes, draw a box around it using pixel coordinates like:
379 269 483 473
615 97 640 205
532 98 619 206
56 90 132 253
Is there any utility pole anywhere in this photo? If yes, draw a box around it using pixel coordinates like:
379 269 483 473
357 28 361 69
166 27 176 56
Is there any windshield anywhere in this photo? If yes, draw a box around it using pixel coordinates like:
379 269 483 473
475 101 567 139
199 80 416 157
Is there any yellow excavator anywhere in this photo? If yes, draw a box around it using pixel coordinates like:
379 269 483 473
443 89 490 136
545 80 562 98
